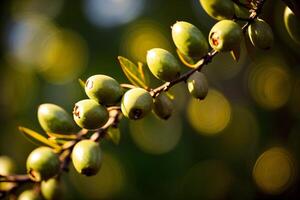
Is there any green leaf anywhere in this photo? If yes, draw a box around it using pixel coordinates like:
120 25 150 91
176 49 197 68
230 44 241 62
46 132 77 140
106 127 121 145
78 78 85 89
137 62 150 87
118 56 149 89
19 127 62 151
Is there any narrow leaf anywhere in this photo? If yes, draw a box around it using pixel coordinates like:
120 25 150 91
78 78 85 89
230 44 241 62
19 127 61 151
176 49 197 68
46 132 77 140
137 62 150 88
106 127 121 145
118 56 148 89
166 91 175 100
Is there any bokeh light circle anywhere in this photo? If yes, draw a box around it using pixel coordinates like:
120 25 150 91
253 147 296 195
120 20 171 62
130 114 182 155
70 153 126 199
187 89 231 136
248 59 292 110
84 0 145 28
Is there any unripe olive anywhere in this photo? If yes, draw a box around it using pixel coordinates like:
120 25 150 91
172 21 208 59
234 3 249 19
121 88 153 120
209 20 242 52
72 140 102 176
41 178 63 200
187 72 209 100
153 92 173 120
85 75 123 105
199 0 235 20
248 19 274 49
73 99 109 130
0 156 16 190
146 48 181 82
38 104 76 134
18 190 42 200
284 6 300 44
26 147 60 182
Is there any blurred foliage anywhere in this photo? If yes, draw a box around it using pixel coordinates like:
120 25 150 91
0 0 300 199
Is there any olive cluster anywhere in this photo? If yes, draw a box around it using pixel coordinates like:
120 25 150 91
0 0 283 199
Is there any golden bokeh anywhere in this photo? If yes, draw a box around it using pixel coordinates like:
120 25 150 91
38 29 88 84
181 160 232 200
120 20 171 62
7 14 57 69
253 147 296 194
70 152 126 199
220 105 260 158
248 59 292 110
187 89 231 136
129 113 182 155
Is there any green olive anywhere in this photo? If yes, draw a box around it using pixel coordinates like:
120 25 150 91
146 48 181 82
41 178 63 200
121 88 153 120
209 20 243 52
26 147 60 182
187 72 209 100
38 104 76 134
73 99 109 130
234 3 250 19
199 0 235 20
284 6 300 44
18 190 42 200
172 21 208 59
85 75 123 106
153 92 173 120
72 140 102 176
248 19 274 49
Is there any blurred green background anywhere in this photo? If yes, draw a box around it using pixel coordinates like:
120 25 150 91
0 0 300 199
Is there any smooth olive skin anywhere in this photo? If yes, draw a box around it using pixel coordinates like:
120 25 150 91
26 147 60 182
199 0 235 20
209 20 243 52
284 6 300 44
172 21 208 59
18 190 42 200
73 99 109 130
234 3 249 19
38 104 76 134
72 140 102 176
85 75 123 106
153 92 173 120
187 72 209 100
121 88 153 120
146 48 181 82
41 178 63 200
248 19 274 49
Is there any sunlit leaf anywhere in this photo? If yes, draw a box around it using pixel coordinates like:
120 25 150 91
46 132 77 140
118 56 149 89
78 78 85 89
166 91 175 100
176 49 198 68
106 127 121 145
18 126 61 151
137 62 150 88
